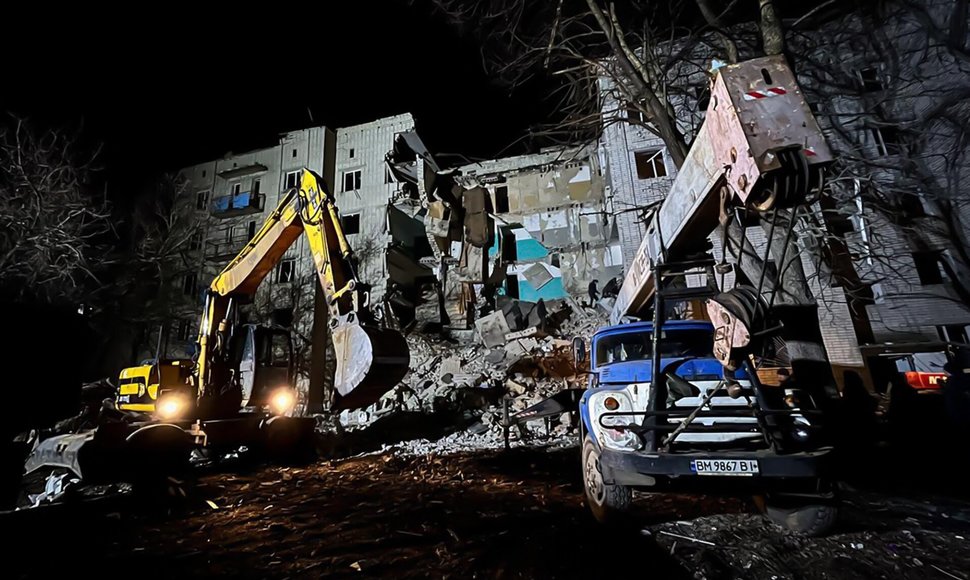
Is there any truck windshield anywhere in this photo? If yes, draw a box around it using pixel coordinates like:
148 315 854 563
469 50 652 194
595 328 713 366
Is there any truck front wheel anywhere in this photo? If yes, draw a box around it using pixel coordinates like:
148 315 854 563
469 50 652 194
582 435 631 523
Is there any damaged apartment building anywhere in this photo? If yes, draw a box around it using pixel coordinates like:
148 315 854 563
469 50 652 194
155 115 414 394
382 134 620 337
154 112 618 388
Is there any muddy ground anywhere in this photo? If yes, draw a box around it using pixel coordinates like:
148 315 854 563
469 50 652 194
5 444 969 580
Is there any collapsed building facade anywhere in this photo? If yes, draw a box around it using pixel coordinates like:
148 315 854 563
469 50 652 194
151 0 968 402
149 113 614 398
382 137 619 334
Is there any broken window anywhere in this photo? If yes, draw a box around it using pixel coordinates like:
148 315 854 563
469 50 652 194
276 258 296 284
343 170 362 192
176 320 192 342
871 126 901 156
285 170 301 190
273 308 294 328
230 182 241 196
196 190 210 211
494 186 510 213
341 213 360 234
912 251 944 285
505 274 520 299
858 68 884 93
625 100 646 124
635 149 667 179
900 193 926 218
182 273 198 296
820 192 854 236
188 231 203 251
499 226 517 261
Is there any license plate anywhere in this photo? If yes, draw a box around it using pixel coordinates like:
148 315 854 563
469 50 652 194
691 459 759 476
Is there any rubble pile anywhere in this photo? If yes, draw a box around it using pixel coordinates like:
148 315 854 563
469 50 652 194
335 298 610 456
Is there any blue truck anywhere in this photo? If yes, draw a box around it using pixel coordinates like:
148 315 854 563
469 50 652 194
576 319 837 536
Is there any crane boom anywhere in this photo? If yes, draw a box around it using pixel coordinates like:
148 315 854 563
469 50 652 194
611 56 833 324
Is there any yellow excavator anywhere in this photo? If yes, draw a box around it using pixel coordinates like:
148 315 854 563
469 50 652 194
25 169 409 481
118 168 409 417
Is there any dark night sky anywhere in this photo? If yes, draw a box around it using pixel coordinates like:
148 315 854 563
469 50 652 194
1 1 549 190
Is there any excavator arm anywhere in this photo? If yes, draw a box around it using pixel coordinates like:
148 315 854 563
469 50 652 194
198 169 409 410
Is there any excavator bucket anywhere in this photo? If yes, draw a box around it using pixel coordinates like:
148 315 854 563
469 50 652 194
332 322 410 410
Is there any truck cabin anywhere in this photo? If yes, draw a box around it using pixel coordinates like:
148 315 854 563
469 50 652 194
587 320 747 386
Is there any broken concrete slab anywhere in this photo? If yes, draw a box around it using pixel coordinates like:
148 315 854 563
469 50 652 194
506 379 528 396
522 262 554 290
462 187 493 248
505 326 540 341
506 338 539 359
484 349 507 365
439 356 463 379
475 311 511 348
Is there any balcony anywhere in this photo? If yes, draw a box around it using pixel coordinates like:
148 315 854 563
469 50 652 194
211 191 265 218
217 163 268 180
205 233 252 260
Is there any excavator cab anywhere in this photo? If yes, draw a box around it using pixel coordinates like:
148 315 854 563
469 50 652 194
237 324 295 412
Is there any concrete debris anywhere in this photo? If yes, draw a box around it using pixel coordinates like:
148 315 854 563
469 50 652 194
328 301 609 457
506 337 539 359
505 326 540 341
484 349 507 365
475 311 511 348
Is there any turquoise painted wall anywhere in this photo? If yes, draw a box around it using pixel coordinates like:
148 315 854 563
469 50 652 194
518 277 567 301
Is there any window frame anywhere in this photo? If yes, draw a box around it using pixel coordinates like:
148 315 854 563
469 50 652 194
634 149 667 180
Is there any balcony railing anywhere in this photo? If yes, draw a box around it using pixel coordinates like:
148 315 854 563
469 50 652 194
211 192 265 217
205 233 252 260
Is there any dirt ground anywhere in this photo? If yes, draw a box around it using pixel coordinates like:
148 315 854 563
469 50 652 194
5 446 970 579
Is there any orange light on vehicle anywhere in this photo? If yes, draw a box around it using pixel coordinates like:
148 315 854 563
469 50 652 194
604 396 620 411
904 371 946 390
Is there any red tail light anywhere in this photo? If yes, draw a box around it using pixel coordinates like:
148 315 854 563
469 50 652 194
904 371 946 390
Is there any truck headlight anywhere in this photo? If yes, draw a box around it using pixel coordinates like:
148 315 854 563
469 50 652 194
589 390 641 451
156 395 187 420
269 388 296 416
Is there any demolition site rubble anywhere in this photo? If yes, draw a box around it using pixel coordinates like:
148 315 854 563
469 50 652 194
332 296 610 456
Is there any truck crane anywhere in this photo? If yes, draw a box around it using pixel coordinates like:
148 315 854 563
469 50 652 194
576 56 839 536
26 169 410 484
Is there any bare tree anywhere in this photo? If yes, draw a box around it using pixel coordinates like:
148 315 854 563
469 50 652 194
787 0 970 313
88 173 208 371
0 118 110 305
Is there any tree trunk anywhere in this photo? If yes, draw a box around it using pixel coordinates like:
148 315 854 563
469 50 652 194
758 0 785 56
585 0 690 167
696 0 740 63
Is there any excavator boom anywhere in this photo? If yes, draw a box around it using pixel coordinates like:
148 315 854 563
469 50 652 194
201 169 409 409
